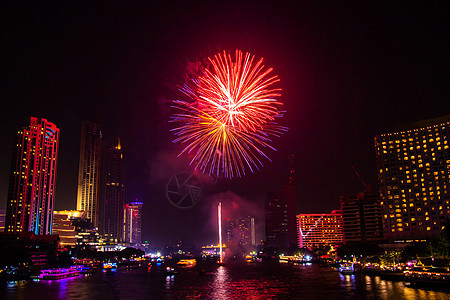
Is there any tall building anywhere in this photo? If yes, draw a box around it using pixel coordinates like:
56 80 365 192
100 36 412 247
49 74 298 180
5 117 60 234
297 210 344 249
224 216 255 248
265 155 297 250
123 201 143 245
340 187 383 244
77 120 102 227
100 139 124 243
375 115 450 241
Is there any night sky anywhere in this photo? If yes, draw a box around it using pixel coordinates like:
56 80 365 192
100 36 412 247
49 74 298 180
2 2 449 247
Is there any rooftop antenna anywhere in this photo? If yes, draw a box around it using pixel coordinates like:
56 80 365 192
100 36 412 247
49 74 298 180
289 154 295 185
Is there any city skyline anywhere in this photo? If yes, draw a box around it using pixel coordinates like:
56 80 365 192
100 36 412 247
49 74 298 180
1 2 449 247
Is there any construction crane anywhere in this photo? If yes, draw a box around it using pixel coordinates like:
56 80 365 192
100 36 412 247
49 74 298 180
352 165 368 191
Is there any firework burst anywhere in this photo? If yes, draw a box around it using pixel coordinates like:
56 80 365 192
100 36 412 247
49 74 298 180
171 50 287 179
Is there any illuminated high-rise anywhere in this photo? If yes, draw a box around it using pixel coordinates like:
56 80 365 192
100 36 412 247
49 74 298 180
375 115 450 241
77 121 102 227
100 139 124 243
123 201 143 245
297 210 344 249
5 117 60 234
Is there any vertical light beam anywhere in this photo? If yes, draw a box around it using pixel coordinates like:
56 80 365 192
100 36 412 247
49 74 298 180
218 202 223 263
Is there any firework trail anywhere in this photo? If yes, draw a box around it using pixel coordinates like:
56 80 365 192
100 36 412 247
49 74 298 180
171 50 287 179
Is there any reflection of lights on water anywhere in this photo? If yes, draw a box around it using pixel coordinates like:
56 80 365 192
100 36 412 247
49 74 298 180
165 275 175 289
339 273 356 292
212 266 230 299
364 275 373 293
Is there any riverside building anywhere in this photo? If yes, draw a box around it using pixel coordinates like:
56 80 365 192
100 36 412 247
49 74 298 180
297 210 344 249
374 115 450 241
5 117 59 235
77 120 102 227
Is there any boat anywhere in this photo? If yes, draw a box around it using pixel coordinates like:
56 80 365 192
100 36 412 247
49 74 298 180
404 266 450 286
339 263 355 275
165 267 178 275
39 266 81 280
177 259 197 266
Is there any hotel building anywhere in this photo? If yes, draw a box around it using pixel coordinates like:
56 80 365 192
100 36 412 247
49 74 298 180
77 120 102 227
297 210 344 249
5 117 59 235
375 115 450 241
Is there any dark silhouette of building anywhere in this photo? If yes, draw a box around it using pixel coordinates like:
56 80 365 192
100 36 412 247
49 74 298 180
264 155 297 251
77 120 102 228
340 186 383 244
100 139 124 243
5 117 60 235
374 115 450 241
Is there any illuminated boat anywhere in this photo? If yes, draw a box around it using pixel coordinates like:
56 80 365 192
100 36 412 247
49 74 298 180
165 267 178 275
404 266 450 285
339 263 355 275
102 262 118 273
39 266 81 280
176 259 197 266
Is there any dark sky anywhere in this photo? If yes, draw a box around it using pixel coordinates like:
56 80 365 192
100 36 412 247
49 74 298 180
2 2 449 247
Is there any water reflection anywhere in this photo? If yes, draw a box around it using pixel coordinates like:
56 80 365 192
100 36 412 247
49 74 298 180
210 266 230 299
2 264 450 299
165 275 175 290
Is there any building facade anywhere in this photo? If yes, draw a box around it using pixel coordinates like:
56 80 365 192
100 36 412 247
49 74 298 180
0 208 5 232
5 117 60 234
375 116 450 241
53 210 87 247
265 184 297 250
77 120 102 227
297 210 344 249
123 201 143 245
340 188 383 244
100 139 124 243
225 216 255 248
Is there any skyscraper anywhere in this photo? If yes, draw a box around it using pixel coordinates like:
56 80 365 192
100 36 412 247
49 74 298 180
100 139 124 243
123 201 143 245
375 115 450 241
264 155 297 250
340 187 383 244
5 117 60 234
77 120 102 227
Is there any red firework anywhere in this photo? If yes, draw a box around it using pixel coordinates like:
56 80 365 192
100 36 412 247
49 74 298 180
171 50 286 179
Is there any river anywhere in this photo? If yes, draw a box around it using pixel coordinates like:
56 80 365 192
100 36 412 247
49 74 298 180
2 262 449 299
